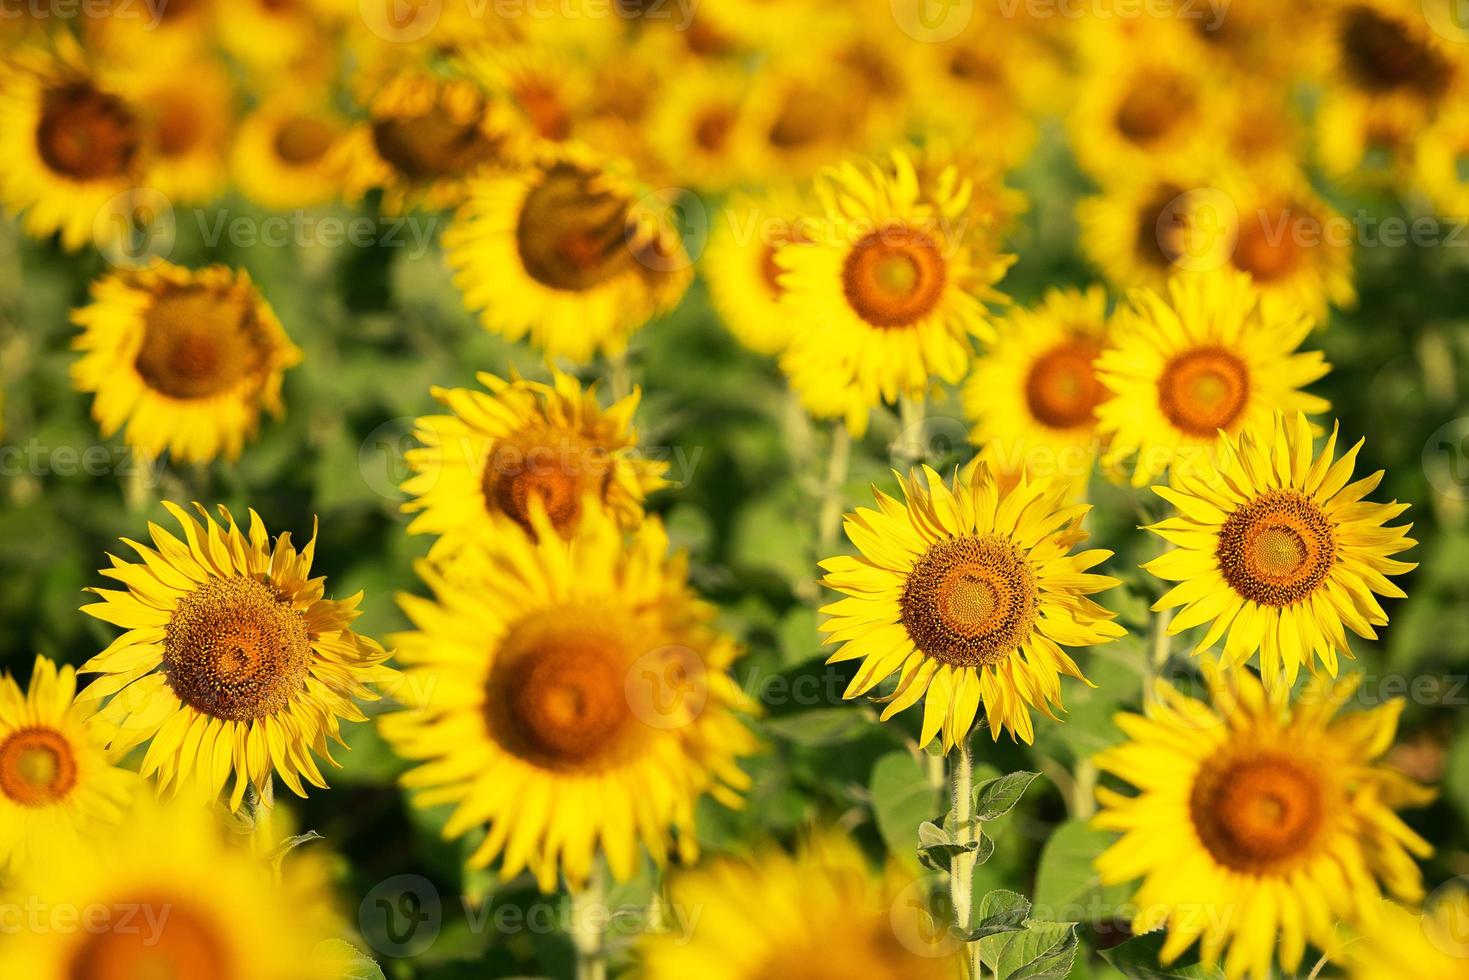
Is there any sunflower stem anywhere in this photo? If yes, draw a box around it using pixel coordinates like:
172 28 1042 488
949 732 980 978
818 422 851 548
895 395 927 466
1146 539 1177 703
571 860 609 980
607 350 632 403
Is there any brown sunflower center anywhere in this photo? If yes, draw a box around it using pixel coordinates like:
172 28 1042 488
694 105 735 153
768 86 843 150
0 726 78 807
273 116 335 166
164 575 311 722
1115 74 1195 145
1137 182 1192 269
1157 346 1251 437
37 82 139 181
1190 752 1325 873
1217 489 1337 606
134 285 268 400
515 81 572 142
842 226 948 329
154 92 205 157
516 165 640 292
900 535 1037 667
481 427 613 537
487 612 639 771
1025 339 1105 430
1234 208 1305 282
371 105 498 180
1340 6 1451 97
69 899 233 980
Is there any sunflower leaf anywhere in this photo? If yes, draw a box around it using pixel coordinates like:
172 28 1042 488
973 771 1043 821
1100 931 1225 979
956 889 1031 941
981 920 1079 980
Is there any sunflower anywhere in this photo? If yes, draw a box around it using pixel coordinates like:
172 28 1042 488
0 655 135 871
129 57 234 205
1143 412 1416 691
777 151 1013 436
378 505 757 891
456 41 593 160
402 369 670 552
1095 272 1330 487
1078 170 1231 296
1310 0 1461 115
231 92 346 210
704 189 814 356
1093 663 1434 980
79 502 397 809
0 794 347 980
820 462 1125 747
1314 91 1423 187
1345 896 1469 979
217 0 322 71
0 41 146 251
443 148 692 363
637 835 961 980
1415 104 1469 218
962 286 1110 494
71 262 302 464
743 61 873 182
909 137 1029 242
645 63 755 193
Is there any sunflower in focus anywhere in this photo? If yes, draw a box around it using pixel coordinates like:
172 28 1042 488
910 137 1029 242
778 151 1013 435
402 369 669 551
962 286 1110 494
0 41 145 251
129 57 234 204
80 503 397 808
0 794 347 980
1094 663 1434 980
71 262 302 464
1415 104 1469 218
704 190 814 356
1144 413 1416 691
232 91 346 210
0 656 135 871
1345 896 1469 979
638 835 961 980
444 149 692 363
1095 272 1330 487
821 463 1124 747
378 505 757 891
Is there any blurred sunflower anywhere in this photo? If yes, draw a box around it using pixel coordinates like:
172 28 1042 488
962 286 1110 494
910 137 1029 241
0 40 145 251
743 61 870 182
1095 272 1330 487
646 63 754 193
821 463 1124 747
80 502 396 808
0 656 135 871
1078 172 1225 296
704 190 813 356
217 0 323 71
71 262 302 464
0 794 346 980
129 57 234 205
778 151 1013 435
444 149 692 363
638 835 961 980
1345 896 1469 978
457 41 592 158
402 369 669 550
1315 92 1422 187
1144 413 1415 691
909 23 1046 168
1415 104 1469 217
1094 663 1434 980
378 506 757 891
232 92 345 210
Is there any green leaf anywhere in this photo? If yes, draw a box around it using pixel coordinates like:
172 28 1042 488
764 708 877 746
974 771 1043 821
1033 820 1134 924
959 889 1031 941
871 751 942 862
268 830 324 874
983 921 1080 980
311 939 386 979
1100 931 1225 979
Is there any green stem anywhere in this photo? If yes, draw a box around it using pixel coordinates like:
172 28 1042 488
818 422 851 548
1146 539 1177 704
895 395 927 466
607 351 633 403
571 861 609 980
950 733 980 977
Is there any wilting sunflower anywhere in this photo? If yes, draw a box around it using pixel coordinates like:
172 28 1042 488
79 503 396 809
962 286 1110 493
378 505 757 891
638 835 961 980
1415 104 1469 218
0 655 135 871
1144 413 1415 691
1345 896 1469 979
0 41 145 251
129 57 234 205
820 463 1125 747
778 151 1013 435
0 794 346 980
1094 663 1434 980
704 190 814 356
232 92 345 210
444 149 692 363
1096 272 1330 487
402 369 669 552
71 262 302 464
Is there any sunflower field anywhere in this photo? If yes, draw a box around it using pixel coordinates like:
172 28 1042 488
4 2 1469 979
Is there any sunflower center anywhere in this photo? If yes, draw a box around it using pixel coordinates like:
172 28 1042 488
1340 6 1450 97
164 575 311 722
134 285 266 400
1190 752 1325 873
481 427 612 537
694 106 735 152
37 82 139 180
1137 182 1191 269
515 81 572 141
516 165 639 292
69 899 233 980
1025 339 1105 430
0 727 78 807
273 116 335 165
842 226 947 329
154 92 204 157
488 612 640 771
371 105 497 180
1234 208 1304 282
1217 489 1337 606
768 87 842 149
900 535 1037 668
1156 346 1251 437
1115 74 1193 145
